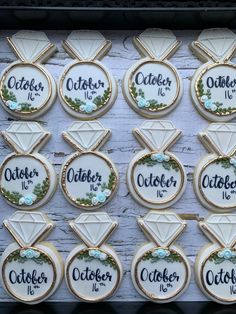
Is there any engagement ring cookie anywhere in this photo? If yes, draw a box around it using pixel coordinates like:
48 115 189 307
131 211 191 303
127 120 186 209
65 212 123 302
190 28 236 121
60 121 118 209
195 213 236 304
194 123 236 212
123 28 183 118
0 31 57 119
0 122 57 210
58 30 117 119
0 211 63 304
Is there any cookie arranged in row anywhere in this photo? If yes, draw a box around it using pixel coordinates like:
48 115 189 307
1 28 236 121
1 120 236 213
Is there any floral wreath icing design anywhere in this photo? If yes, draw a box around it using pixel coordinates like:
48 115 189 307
127 120 186 209
0 121 57 210
0 31 57 119
58 30 117 119
123 28 183 118
131 211 191 303
196 214 236 304
60 121 118 210
65 212 123 302
0 211 63 304
194 123 236 212
190 28 236 121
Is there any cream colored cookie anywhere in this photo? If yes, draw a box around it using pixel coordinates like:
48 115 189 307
131 211 191 302
123 28 183 118
58 30 117 119
0 122 57 210
190 28 236 122
0 31 57 119
65 212 123 302
59 121 118 210
127 120 186 209
0 211 64 304
194 123 236 212
195 213 236 304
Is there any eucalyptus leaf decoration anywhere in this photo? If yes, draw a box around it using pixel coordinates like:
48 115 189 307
197 79 234 115
130 83 168 111
76 249 117 270
1 85 37 112
215 157 236 176
142 250 182 263
65 88 111 113
209 249 236 265
76 172 116 206
1 178 50 205
7 249 52 265
137 154 179 172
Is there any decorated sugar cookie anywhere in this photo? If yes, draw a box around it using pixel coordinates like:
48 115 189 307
0 122 57 210
0 211 63 304
127 120 186 209
194 123 236 212
65 212 123 302
195 213 236 304
191 28 236 121
60 121 118 209
132 211 191 303
123 28 183 118
58 30 117 119
0 31 57 119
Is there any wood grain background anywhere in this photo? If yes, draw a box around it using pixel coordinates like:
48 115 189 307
0 30 226 302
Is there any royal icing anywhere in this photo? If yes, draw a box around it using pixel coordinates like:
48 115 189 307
58 30 117 119
123 29 183 118
60 121 118 209
0 211 63 304
65 212 123 302
0 31 57 119
127 120 186 209
196 214 236 304
132 211 191 302
0 122 57 210
194 123 236 212
191 28 236 121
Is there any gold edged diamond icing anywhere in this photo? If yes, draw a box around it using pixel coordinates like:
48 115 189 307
4 211 53 247
198 28 236 60
138 28 179 59
200 214 236 247
65 30 107 61
138 211 186 247
136 120 181 151
10 30 53 62
3 121 48 153
70 212 117 247
203 123 236 156
64 121 109 151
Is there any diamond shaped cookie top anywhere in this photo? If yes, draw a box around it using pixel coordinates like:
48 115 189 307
10 30 53 62
200 214 236 247
200 123 236 156
64 30 108 61
197 28 236 61
70 212 117 247
134 120 181 151
63 121 110 151
4 211 53 247
137 28 178 59
2 121 49 154
138 211 186 247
